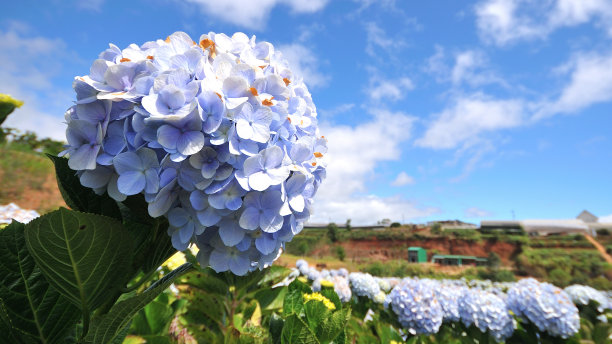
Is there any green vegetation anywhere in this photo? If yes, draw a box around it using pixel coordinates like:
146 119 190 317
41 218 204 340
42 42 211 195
516 248 612 289
327 223 339 243
334 245 346 261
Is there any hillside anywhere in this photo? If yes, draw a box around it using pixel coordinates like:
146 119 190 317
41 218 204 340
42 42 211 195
284 226 612 289
0 146 65 213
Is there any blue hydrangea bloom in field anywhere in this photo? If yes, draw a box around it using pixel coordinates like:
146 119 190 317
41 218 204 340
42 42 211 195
564 284 611 313
384 278 443 335
62 31 327 275
349 272 381 300
458 288 515 342
507 278 580 338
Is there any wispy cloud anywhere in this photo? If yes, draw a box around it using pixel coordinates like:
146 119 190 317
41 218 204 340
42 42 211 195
475 0 612 46
416 93 525 150
535 50 612 119
75 0 105 11
319 103 355 118
367 76 414 102
426 47 507 88
465 207 493 218
391 172 415 186
182 0 329 30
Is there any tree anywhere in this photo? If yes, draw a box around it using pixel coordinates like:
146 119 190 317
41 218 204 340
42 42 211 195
345 219 352 232
327 222 339 243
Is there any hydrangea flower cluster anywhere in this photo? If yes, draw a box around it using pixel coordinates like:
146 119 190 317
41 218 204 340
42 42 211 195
385 278 443 335
434 280 465 322
564 285 611 313
349 272 382 300
62 31 327 275
458 288 515 342
507 278 580 338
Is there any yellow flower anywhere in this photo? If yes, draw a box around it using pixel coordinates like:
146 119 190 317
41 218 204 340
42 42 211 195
298 276 308 283
163 251 186 270
320 279 334 288
303 292 336 311
0 94 24 108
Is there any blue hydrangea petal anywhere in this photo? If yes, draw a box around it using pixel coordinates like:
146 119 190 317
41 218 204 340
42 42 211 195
219 222 245 246
117 171 146 195
177 131 205 156
239 207 260 230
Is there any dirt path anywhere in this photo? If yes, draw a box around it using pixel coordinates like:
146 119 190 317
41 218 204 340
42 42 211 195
585 235 612 264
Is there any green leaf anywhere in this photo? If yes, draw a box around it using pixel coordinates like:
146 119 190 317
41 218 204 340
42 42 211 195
317 308 350 344
47 155 121 220
318 289 341 312
0 221 81 344
283 289 305 317
281 314 320 344
178 269 229 295
303 299 330 330
24 208 134 314
254 287 287 311
84 263 193 344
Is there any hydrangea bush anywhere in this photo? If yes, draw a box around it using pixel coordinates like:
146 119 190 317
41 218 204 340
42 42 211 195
507 278 580 338
62 31 327 275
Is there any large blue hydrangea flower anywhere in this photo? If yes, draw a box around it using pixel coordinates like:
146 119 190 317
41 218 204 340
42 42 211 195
62 31 327 275
384 278 443 335
458 288 515 342
507 278 580 339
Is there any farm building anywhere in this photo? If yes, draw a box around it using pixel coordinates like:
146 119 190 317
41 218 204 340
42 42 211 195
431 254 488 266
407 247 427 263
479 210 612 236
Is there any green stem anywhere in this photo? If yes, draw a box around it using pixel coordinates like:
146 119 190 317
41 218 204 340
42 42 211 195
121 267 159 293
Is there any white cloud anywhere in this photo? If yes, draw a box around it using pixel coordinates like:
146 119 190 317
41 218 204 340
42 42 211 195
391 172 415 186
475 0 612 46
0 25 72 141
465 207 493 218
183 0 329 30
278 43 329 88
426 47 506 87
310 195 439 225
535 50 612 119
368 77 414 102
416 94 525 149
310 110 437 224
364 22 396 57
600 213 612 222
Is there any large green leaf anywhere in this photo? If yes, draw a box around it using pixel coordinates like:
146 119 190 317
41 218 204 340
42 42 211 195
0 221 81 344
24 208 133 314
83 263 193 344
281 314 319 344
47 155 121 220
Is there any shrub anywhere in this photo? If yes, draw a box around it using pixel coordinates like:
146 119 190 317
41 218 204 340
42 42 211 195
327 223 339 243
335 246 346 261
390 222 401 228
549 268 571 287
596 228 610 236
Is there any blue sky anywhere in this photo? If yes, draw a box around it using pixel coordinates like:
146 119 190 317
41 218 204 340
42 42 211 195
2 0 611 224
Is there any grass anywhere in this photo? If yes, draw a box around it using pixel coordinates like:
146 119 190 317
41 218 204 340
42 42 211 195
0 144 64 213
